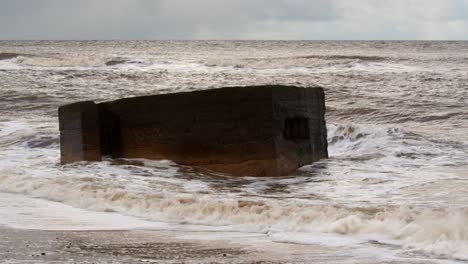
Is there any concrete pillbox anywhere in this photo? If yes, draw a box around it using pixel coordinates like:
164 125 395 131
58 85 328 176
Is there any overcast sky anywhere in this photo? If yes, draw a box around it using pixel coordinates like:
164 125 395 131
1 0 467 40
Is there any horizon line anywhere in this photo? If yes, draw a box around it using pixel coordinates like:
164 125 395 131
1 39 468 42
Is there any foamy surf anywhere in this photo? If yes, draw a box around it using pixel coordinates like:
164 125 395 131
0 192 167 231
1 172 468 261
0 53 428 75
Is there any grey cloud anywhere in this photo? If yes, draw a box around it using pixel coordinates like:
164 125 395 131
0 0 467 40
152 0 336 39
0 0 163 39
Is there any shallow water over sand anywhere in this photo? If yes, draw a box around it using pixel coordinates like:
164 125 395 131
0 40 467 262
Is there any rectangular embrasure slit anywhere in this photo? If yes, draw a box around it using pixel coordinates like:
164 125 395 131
283 117 310 140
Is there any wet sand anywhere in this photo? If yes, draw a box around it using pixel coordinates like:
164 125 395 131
0 226 440 264
0 227 327 264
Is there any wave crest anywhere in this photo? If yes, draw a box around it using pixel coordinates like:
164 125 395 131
0 172 467 260
295 54 387 61
105 58 128 66
0 52 22 60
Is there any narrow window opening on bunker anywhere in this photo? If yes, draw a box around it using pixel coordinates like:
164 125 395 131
283 118 310 140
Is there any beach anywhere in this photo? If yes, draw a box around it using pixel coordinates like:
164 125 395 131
0 192 445 263
0 228 252 263
3 227 446 264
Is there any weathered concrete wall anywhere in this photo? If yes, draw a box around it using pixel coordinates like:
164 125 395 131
271 87 328 175
59 85 328 176
59 101 101 164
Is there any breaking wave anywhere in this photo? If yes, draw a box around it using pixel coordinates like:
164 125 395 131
0 52 423 75
0 52 23 60
15 55 102 67
104 58 128 66
0 171 467 260
0 115 466 261
294 54 387 61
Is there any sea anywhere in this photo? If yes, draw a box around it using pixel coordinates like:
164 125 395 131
0 40 467 263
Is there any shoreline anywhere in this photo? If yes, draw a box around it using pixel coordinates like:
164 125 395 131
0 227 252 263
0 226 350 264
0 226 443 264
0 191 450 263
0 192 330 263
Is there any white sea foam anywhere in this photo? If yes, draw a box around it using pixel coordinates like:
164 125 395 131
0 58 20 70
0 54 428 75
0 120 468 259
0 191 425 263
0 168 468 260
94 60 425 74
16 55 103 68
0 121 466 261
0 192 167 231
